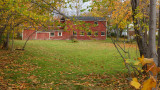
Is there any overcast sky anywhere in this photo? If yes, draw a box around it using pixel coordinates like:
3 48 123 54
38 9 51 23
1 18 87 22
60 0 92 16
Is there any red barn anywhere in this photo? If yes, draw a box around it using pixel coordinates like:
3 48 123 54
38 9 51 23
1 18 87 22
22 16 107 40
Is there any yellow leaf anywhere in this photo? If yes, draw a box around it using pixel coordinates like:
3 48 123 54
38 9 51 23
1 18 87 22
138 56 154 66
137 67 144 72
134 61 141 65
141 78 156 90
138 55 144 63
130 78 141 89
143 58 154 64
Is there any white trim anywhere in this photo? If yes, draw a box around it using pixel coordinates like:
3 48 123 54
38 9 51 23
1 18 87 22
35 31 37 40
58 32 62 36
80 34 84 36
49 32 51 40
22 30 23 40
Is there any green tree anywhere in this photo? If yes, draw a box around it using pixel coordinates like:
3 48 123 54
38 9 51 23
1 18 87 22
89 0 132 40
0 0 66 50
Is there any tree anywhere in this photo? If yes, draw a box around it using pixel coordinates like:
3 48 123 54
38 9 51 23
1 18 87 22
0 0 66 50
89 0 159 88
158 0 160 67
131 0 150 58
130 0 159 88
148 0 157 64
131 0 158 64
89 0 132 41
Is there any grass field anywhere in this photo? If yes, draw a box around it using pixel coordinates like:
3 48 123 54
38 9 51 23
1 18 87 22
0 40 138 89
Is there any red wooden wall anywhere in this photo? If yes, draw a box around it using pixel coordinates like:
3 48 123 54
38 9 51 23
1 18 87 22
66 20 106 40
23 30 36 40
37 32 50 40
22 20 106 40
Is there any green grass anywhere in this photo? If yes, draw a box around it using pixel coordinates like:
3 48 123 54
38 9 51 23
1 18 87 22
1 40 138 89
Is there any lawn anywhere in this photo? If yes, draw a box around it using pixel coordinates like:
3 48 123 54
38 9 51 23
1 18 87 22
0 40 138 89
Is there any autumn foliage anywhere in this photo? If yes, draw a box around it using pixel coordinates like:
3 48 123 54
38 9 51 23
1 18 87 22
129 56 160 89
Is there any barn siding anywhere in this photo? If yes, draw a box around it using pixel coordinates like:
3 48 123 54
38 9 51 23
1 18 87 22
50 31 72 40
23 30 36 40
66 20 106 40
22 20 107 40
37 32 50 40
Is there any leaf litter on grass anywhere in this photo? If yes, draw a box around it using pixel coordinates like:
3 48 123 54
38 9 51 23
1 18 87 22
0 50 40 89
0 40 139 89
0 52 132 89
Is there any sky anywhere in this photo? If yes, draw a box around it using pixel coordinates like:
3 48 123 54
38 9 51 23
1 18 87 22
59 0 92 16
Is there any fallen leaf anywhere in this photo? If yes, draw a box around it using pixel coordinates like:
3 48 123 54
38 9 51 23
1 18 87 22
28 75 36 80
141 78 156 90
130 78 141 89
32 79 39 84
7 87 12 90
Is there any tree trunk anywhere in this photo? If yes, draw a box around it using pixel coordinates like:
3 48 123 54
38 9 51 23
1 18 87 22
0 27 7 46
11 28 14 51
131 0 149 57
0 15 11 46
158 1 160 67
116 24 119 41
127 24 130 42
131 0 143 56
2 31 9 49
149 0 157 65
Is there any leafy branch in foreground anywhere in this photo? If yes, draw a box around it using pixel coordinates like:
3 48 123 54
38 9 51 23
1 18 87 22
128 56 160 89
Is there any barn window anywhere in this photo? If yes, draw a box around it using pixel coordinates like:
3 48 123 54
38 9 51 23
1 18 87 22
73 21 77 25
87 32 91 36
50 32 54 37
58 32 62 36
94 31 98 36
101 32 105 36
80 32 84 36
73 31 77 36
94 21 98 26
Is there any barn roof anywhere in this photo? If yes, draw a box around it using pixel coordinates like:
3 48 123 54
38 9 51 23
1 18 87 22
67 16 106 21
